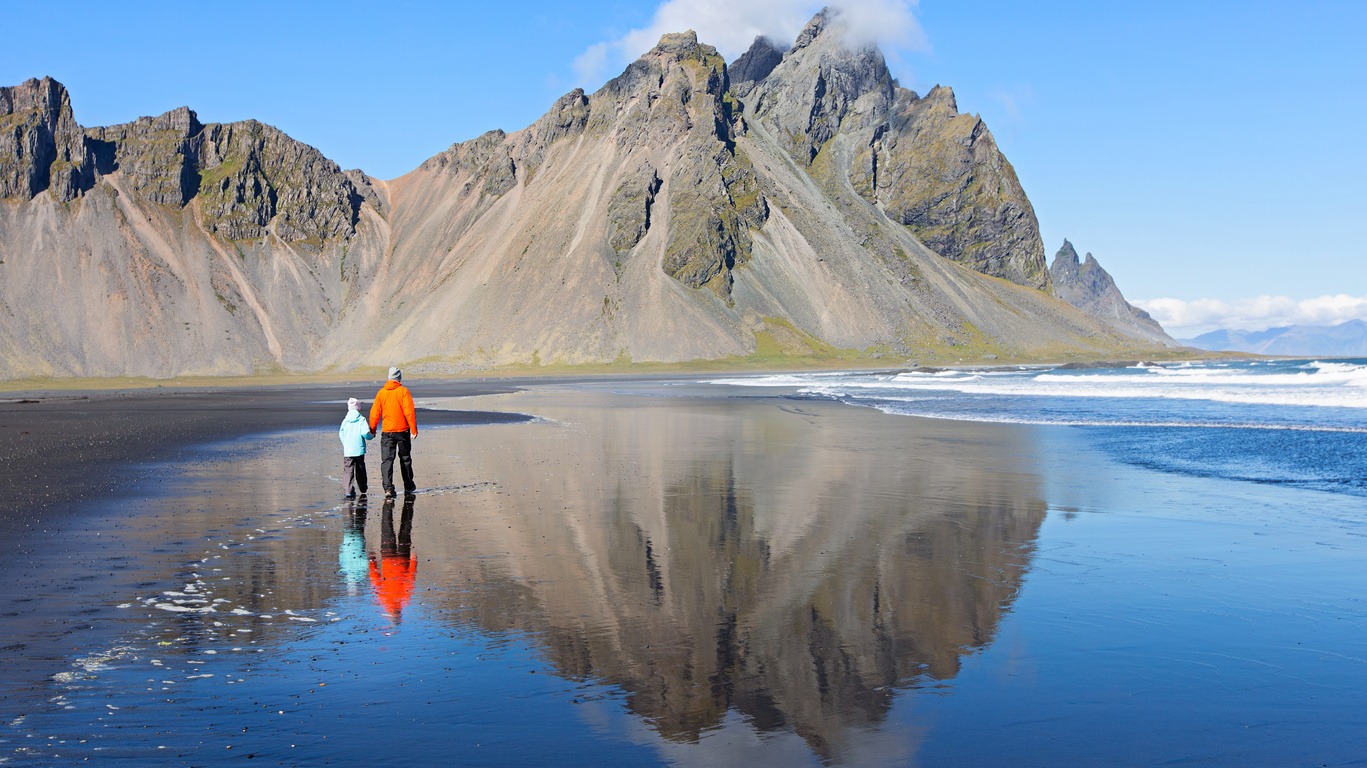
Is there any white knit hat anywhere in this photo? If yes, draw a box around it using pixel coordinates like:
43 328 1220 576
388 366 402 380
347 397 360 410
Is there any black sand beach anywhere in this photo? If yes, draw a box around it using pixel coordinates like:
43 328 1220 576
0 379 531 730
0 380 539 536
2 377 1365 766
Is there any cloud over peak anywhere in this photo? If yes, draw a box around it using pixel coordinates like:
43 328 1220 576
573 0 926 88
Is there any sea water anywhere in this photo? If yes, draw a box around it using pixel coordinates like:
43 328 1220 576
711 358 1367 498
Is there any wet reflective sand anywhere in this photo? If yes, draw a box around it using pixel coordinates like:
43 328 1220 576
2 382 1365 765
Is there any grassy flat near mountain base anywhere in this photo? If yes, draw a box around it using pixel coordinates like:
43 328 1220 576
0 346 1229 394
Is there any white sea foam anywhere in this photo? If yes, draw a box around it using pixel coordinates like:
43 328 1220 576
746 362 1364 402
708 360 1367 427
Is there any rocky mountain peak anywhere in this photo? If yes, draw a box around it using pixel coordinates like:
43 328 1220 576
193 119 363 242
1051 240 1117 301
1050 240 1174 345
844 78 1050 289
655 30 700 54
1056 238 1079 265
733 12 1053 292
793 7 834 49
0 76 92 201
728 36 785 94
87 106 206 206
153 105 202 136
749 9 894 165
921 84 958 112
587 26 735 152
0 75 64 115
0 77 361 243
596 30 728 105
521 88 591 150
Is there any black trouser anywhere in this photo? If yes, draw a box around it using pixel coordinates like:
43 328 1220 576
380 432 415 494
342 455 367 494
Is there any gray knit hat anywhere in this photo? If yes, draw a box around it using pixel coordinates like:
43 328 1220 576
388 366 402 381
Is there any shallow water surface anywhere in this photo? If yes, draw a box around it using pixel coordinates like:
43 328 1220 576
2 385 1365 765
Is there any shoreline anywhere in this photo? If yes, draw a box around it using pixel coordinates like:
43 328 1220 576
4 377 1366 764
0 348 1255 396
0 379 538 542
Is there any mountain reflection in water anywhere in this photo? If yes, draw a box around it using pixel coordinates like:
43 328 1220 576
411 391 1048 759
5 389 1050 766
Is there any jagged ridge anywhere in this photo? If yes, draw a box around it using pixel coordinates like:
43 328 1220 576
0 12 1175 379
1049 239 1173 346
3 77 361 243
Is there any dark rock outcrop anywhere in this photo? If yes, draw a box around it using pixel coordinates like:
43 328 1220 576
606 162 662 256
196 120 362 242
750 10 895 165
1050 239 1174 345
866 85 1050 290
89 107 203 205
0 77 95 202
728 36 785 94
8 82 361 244
638 32 767 295
746 10 1050 291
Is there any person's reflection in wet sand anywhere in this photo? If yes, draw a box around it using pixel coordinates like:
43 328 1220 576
339 499 368 595
369 498 417 624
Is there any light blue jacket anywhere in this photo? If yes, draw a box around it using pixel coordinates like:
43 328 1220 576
339 409 374 457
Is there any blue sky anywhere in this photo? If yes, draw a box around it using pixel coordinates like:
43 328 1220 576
5 0 1364 335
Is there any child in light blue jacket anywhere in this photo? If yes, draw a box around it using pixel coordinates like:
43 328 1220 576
339 397 374 498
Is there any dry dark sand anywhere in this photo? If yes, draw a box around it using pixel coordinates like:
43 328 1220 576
2 378 1364 765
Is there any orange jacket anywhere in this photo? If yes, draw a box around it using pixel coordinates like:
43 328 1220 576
369 380 417 434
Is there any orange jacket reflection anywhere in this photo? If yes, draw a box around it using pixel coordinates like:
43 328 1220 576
369 551 417 623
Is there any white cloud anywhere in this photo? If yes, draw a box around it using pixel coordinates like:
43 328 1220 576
830 0 927 51
1134 294 1367 338
987 84 1034 126
572 42 611 87
572 0 927 88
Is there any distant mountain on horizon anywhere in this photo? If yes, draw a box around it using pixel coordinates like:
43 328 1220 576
0 8 1176 379
1182 319 1367 357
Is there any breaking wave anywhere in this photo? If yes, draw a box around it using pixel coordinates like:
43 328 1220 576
708 359 1367 431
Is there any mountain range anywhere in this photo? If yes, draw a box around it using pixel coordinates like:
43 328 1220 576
0 9 1178 380
1182 319 1367 357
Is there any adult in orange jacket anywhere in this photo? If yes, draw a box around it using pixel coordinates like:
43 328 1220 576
369 366 418 497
